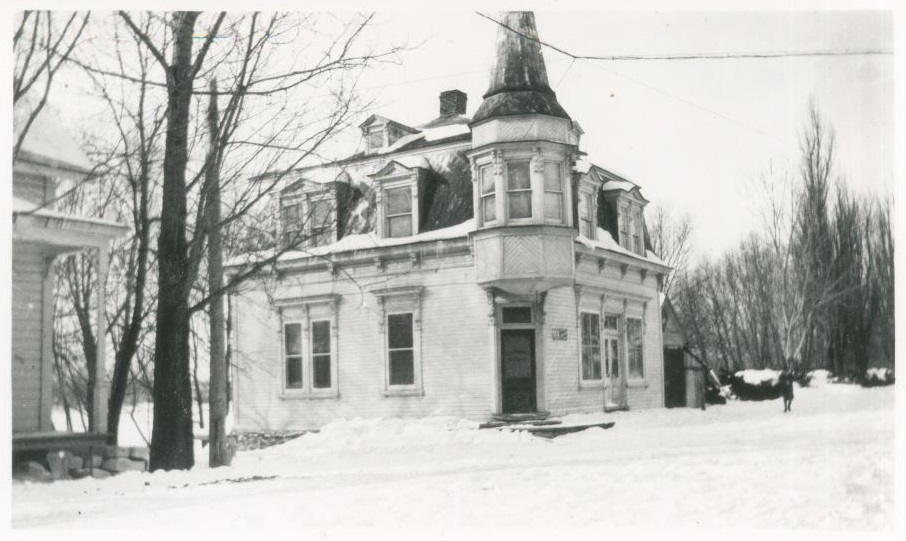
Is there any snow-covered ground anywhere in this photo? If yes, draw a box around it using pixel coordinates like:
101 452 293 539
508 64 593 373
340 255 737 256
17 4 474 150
12 384 895 533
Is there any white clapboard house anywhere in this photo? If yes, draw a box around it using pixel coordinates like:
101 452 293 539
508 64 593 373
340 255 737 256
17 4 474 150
12 101 128 453
228 12 676 431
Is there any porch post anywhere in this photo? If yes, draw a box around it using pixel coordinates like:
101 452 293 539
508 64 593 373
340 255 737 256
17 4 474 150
91 245 110 435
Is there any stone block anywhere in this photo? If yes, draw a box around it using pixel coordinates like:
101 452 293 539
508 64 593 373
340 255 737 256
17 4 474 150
47 450 74 480
102 457 146 473
128 446 150 462
91 469 112 479
68 455 84 472
90 455 104 468
102 445 130 459
13 461 53 483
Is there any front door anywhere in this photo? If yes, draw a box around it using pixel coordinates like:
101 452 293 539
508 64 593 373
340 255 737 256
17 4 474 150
604 337 625 408
501 329 536 414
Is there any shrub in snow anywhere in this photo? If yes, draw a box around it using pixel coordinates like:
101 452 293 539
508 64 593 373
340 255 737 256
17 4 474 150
863 367 895 387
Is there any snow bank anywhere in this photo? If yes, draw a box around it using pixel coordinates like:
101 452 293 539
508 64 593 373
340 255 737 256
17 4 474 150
807 369 832 386
735 369 781 386
250 416 536 456
865 367 894 385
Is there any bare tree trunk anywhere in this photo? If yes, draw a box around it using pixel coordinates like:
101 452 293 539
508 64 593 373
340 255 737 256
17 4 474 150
149 12 199 471
191 326 204 430
206 79 231 467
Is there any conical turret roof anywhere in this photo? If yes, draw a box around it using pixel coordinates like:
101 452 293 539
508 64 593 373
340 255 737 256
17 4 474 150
471 12 570 125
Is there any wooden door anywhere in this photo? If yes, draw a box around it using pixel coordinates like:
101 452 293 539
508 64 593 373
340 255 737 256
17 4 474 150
664 348 686 408
501 329 536 414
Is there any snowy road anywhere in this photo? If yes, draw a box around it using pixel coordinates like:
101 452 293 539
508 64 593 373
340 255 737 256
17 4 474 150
12 384 894 531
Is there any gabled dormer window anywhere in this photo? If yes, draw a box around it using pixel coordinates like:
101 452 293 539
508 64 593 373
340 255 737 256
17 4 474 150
578 192 594 238
280 192 336 249
367 127 385 152
385 186 413 238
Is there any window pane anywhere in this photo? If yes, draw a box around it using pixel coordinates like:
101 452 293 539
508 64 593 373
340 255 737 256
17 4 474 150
386 187 412 215
604 316 618 330
544 192 562 220
311 228 331 247
482 196 496 222
607 339 620 377
583 346 602 380
388 215 412 238
310 200 331 225
313 354 331 388
508 193 532 219
286 356 303 389
368 129 384 149
582 313 600 347
282 203 301 223
480 166 495 195
284 323 302 356
389 350 415 385
506 161 531 190
312 320 330 354
543 162 561 191
388 313 413 349
502 306 532 324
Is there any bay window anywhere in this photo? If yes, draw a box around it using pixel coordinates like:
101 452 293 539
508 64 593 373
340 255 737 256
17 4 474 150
543 161 563 222
506 161 532 219
480 165 496 223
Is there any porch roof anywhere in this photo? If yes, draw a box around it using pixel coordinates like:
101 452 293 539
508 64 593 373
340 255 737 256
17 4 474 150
12 197 129 253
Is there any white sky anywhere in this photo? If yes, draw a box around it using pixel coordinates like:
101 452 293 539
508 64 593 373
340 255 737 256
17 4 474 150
342 9 893 258
2 2 896 260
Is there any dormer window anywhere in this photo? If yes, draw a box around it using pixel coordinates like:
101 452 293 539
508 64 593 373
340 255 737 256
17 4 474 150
280 192 336 250
578 192 593 238
506 161 532 219
385 186 413 238
367 127 385 152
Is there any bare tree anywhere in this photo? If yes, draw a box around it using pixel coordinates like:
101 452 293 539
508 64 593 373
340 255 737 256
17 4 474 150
646 204 693 296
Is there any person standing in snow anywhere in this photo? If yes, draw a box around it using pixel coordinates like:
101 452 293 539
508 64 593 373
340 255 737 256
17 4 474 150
780 370 795 412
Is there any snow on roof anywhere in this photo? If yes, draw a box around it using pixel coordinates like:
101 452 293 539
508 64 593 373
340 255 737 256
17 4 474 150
573 160 592 174
393 156 431 170
600 179 638 193
422 122 471 142
576 227 667 267
13 196 128 230
228 220 475 268
14 97 92 173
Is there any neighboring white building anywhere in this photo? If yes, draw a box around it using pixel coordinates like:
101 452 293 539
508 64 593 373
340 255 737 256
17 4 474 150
12 100 127 450
228 12 673 432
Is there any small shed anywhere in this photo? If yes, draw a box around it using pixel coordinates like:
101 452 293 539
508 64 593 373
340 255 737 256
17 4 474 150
661 294 705 409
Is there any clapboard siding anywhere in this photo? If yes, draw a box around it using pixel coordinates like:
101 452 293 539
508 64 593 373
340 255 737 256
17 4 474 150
233 252 492 431
12 241 46 432
13 172 53 206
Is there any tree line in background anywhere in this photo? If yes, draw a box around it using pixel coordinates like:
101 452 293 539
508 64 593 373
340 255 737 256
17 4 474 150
666 103 894 379
15 10 401 470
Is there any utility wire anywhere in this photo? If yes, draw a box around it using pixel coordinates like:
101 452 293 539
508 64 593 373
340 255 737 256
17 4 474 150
474 11 892 61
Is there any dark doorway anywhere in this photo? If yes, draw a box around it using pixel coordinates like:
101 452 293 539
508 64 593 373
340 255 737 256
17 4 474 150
501 329 536 414
664 348 686 408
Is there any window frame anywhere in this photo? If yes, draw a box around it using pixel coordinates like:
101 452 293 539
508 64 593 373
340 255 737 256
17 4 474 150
542 161 564 224
505 159 533 221
580 312 603 383
282 320 305 390
277 297 340 399
384 184 414 238
307 196 335 248
626 316 645 381
280 197 304 249
479 164 496 225
373 287 424 397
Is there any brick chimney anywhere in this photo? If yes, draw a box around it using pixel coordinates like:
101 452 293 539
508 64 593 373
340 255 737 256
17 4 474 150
439 90 467 116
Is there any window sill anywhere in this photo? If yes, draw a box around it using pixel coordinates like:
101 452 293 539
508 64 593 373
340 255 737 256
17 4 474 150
280 391 339 400
627 380 648 389
579 380 605 390
382 388 424 398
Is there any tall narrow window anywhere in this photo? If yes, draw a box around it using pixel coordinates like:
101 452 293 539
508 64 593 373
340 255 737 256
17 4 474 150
284 322 303 389
281 202 303 248
311 320 331 388
632 210 642 255
627 318 644 379
604 315 620 378
309 199 333 247
387 313 415 386
367 127 384 151
619 210 630 250
385 187 413 238
480 165 496 223
581 313 602 381
506 161 532 219
543 162 563 222
578 192 594 237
